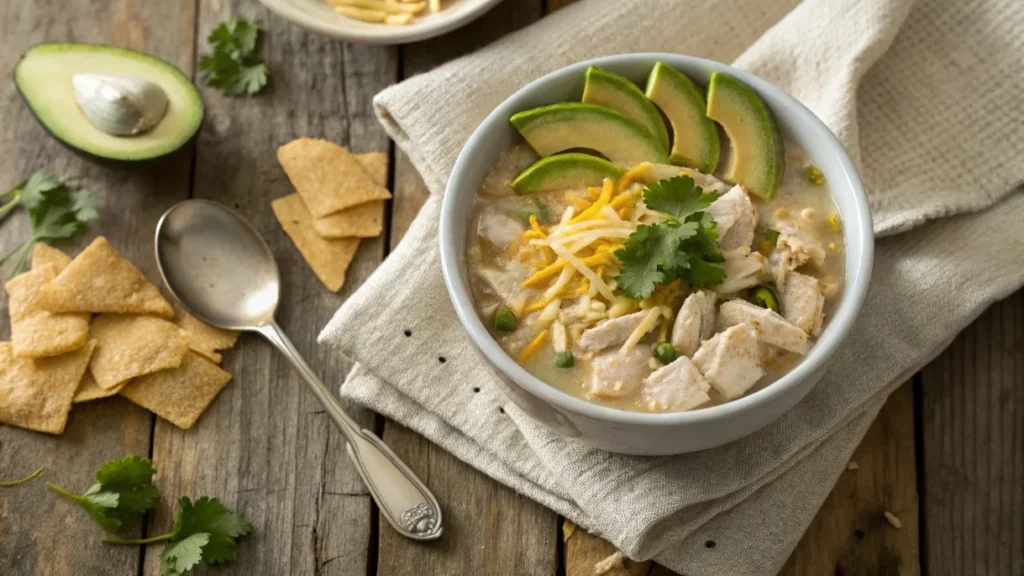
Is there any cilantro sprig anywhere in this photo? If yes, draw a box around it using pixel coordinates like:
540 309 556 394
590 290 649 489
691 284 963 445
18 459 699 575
614 176 726 298
0 466 44 487
199 17 269 96
46 456 160 533
105 496 252 576
0 170 98 278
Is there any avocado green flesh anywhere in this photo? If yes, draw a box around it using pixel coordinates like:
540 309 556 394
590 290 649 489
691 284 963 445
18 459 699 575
705 72 784 199
510 103 668 165
582 66 670 151
15 43 203 162
645 62 720 174
511 153 625 193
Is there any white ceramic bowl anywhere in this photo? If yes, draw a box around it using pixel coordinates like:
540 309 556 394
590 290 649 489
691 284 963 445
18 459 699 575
440 54 873 455
259 0 504 45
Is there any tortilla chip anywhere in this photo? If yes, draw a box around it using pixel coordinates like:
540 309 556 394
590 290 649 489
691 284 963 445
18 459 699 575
277 139 391 218
89 314 189 390
311 201 385 239
174 305 239 351
34 237 173 318
0 340 95 434
5 263 90 358
32 243 72 271
120 352 232 429
272 194 360 291
73 371 126 403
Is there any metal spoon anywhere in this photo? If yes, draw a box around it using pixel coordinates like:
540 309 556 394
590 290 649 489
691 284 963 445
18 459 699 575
154 199 442 541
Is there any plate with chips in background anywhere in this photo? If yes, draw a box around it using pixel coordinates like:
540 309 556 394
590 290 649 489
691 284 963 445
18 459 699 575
259 0 504 44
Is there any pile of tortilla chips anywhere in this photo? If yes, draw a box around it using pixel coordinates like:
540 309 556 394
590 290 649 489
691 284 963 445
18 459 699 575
0 239 239 435
274 138 391 291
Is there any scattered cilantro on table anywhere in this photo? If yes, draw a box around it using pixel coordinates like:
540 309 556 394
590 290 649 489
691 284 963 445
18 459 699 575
46 456 160 533
104 496 252 576
199 16 269 96
0 170 98 278
0 466 44 487
614 176 726 299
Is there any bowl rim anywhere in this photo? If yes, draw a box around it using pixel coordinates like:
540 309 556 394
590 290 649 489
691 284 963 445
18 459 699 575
258 0 506 45
440 53 874 428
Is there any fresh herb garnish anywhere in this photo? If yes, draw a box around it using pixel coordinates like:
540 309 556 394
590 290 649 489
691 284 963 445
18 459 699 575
0 466 44 487
0 170 98 278
199 17 269 96
614 176 726 298
46 456 159 533
105 496 252 576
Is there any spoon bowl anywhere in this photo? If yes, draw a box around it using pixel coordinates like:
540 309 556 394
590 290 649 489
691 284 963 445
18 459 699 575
155 199 279 329
154 199 443 541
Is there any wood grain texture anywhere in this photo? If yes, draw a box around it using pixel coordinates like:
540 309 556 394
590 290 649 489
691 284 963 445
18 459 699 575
781 383 920 576
565 523 651 576
377 1 559 574
143 2 398 574
0 0 195 573
920 289 1024 576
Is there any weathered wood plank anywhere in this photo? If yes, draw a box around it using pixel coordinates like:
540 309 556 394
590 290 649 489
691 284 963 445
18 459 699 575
0 0 195 573
781 382 920 575
564 522 651 576
377 1 559 573
920 289 1024 576
143 3 398 574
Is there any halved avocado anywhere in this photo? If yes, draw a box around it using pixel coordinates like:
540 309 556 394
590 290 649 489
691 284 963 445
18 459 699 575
511 153 625 193
705 72 784 199
582 66 670 150
645 62 720 174
15 43 203 164
510 103 668 165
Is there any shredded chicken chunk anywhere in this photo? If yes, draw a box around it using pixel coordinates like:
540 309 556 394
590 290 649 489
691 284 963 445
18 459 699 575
717 299 810 355
715 247 770 295
692 324 764 399
708 185 757 251
579 310 658 352
641 355 711 412
773 221 826 287
780 271 825 336
671 290 716 357
588 346 654 399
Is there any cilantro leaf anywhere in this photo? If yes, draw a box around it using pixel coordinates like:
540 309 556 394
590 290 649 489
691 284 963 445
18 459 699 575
157 497 252 576
643 176 720 223
614 177 728 298
46 456 159 533
200 17 268 96
0 170 98 278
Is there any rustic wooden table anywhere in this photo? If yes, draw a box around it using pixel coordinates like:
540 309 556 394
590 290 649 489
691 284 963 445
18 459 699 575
1 1 1021 574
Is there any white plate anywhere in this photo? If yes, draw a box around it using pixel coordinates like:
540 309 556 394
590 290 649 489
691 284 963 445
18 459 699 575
259 0 505 45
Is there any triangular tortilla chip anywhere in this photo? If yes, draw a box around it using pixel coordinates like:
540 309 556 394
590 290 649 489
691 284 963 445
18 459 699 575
174 304 239 351
73 371 126 403
89 314 189 389
0 340 95 434
272 194 360 291
6 263 90 358
277 139 391 218
34 237 173 318
32 243 72 271
311 201 385 238
120 352 232 429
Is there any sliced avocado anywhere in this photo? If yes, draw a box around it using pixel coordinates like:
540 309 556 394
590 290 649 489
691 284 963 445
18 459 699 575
15 43 203 164
582 66 670 150
510 103 668 165
705 72 784 199
645 62 720 174
511 153 625 193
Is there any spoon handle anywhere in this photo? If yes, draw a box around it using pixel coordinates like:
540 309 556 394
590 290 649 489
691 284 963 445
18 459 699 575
257 322 443 541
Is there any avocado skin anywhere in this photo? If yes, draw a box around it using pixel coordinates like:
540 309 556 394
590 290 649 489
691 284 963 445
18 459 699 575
14 43 204 167
511 153 625 193
583 66 671 151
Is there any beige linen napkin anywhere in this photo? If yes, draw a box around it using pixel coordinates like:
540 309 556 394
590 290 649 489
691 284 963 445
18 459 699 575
320 0 1024 573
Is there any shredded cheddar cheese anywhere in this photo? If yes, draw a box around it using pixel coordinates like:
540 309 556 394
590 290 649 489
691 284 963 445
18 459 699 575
520 329 550 361
570 179 614 224
620 308 662 354
617 162 651 192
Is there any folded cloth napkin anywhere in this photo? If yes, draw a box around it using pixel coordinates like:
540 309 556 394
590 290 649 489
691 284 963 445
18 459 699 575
320 0 1024 573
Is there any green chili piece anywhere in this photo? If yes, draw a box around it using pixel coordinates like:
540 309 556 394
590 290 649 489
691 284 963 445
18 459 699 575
553 351 575 369
494 306 517 332
750 284 781 313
